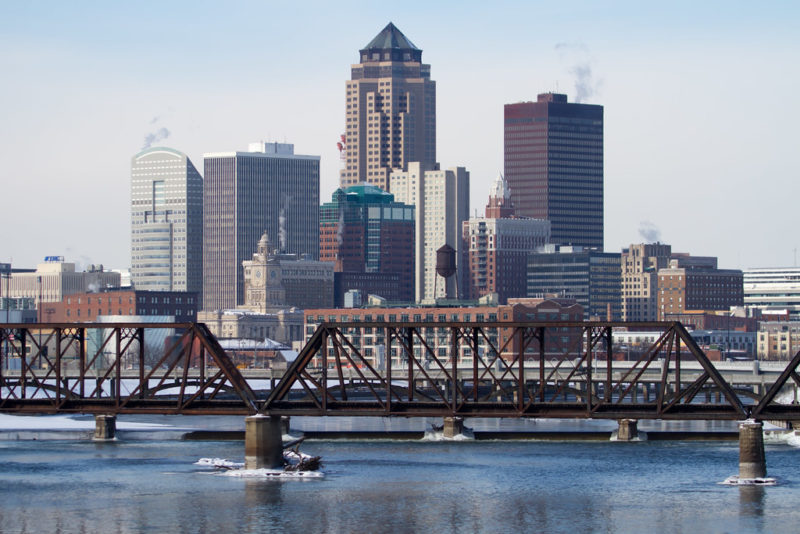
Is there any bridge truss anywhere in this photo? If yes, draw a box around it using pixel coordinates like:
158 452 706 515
2 321 800 421
264 321 800 421
0 323 257 414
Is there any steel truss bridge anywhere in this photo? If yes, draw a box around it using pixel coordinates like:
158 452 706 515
2 321 800 423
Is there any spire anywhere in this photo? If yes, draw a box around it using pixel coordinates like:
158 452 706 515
360 23 422 63
485 173 514 218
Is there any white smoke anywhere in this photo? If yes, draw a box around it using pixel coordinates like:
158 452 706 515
638 220 661 243
555 42 602 104
278 209 287 253
142 127 171 150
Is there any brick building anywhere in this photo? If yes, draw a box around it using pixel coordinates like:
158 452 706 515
657 260 743 320
304 297 583 368
462 174 550 303
39 289 199 323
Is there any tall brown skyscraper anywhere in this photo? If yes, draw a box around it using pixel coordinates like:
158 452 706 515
504 93 603 249
340 23 436 190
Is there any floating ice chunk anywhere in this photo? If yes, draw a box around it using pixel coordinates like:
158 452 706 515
223 468 324 479
719 475 777 486
195 458 244 468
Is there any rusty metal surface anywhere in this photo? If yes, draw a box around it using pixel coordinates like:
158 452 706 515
263 321 765 420
3 321 800 421
0 323 258 415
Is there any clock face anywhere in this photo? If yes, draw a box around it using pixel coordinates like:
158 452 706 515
252 268 265 287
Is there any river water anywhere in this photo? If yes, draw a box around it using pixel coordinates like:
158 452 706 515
1 415 799 533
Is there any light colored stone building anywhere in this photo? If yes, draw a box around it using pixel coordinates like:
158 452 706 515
757 322 800 360
7 259 120 308
390 162 469 303
620 243 672 322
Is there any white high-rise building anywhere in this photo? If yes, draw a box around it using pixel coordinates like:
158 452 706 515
744 267 800 320
131 147 203 294
390 162 469 303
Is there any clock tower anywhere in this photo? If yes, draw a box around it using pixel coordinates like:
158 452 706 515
243 232 285 311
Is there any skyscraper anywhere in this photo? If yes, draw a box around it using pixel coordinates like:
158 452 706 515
340 22 436 190
504 93 603 248
390 162 469 303
131 147 203 293
202 142 320 311
319 184 415 303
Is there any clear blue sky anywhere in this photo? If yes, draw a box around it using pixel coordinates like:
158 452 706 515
1 1 798 270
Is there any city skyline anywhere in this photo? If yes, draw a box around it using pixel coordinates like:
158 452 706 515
1 2 798 271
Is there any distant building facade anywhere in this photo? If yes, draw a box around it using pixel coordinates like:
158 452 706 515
340 23 436 190
6 259 120 315
462 174 550 303
657 260 743 320
202 142 320 310
620 243 672 322
40 289 199 323
527 245 621 320
130 147 203 294
757 322 800 360
390 162 469 303
304 297 583 368
743 267 800 321
241 232 334 311
197 308 304 346
319 184 415 303
504 93 603 248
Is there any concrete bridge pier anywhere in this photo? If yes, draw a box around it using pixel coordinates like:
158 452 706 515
443 417 464 438
93 414 116 441
616 419 638 441
245 415 283 470
739 421 767 480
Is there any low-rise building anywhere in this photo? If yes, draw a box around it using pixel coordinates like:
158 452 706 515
196 308 304 346
303 297 583 368
39 289 199 323
757 322 800 360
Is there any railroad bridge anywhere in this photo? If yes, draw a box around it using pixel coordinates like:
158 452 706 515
1 320 798 477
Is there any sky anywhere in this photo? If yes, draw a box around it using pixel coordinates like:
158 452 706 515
1 1 798 272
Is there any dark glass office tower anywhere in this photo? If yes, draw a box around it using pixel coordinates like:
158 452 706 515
504 93 603 248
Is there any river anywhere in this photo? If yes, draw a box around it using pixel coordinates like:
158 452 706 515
0 415 798 533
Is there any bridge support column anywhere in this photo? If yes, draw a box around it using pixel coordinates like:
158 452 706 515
280 416 291 435
245 415 283 470
616 419 638 441
93 414 116 441
443 417 464 438
739 421 766 480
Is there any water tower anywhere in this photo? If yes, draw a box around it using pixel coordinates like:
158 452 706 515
434 244 458 300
